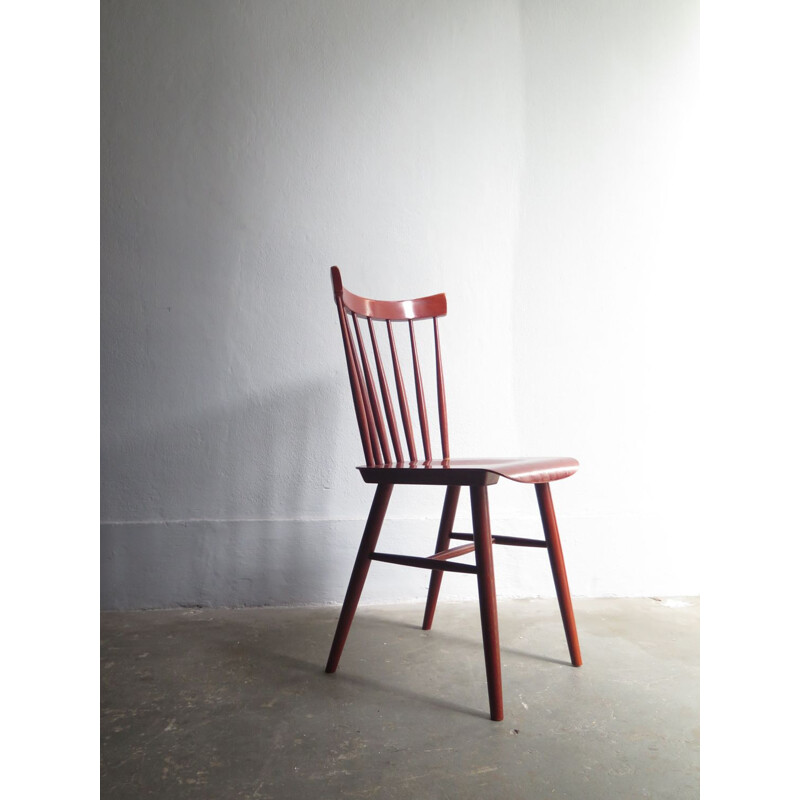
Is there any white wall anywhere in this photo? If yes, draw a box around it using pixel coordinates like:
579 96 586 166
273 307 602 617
102 0 700 609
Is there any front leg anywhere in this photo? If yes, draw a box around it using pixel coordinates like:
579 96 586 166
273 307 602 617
325 483 394 673
471 484 503 721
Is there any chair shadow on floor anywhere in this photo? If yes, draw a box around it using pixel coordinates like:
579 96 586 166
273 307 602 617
203 611 572 721
360 612 573 667
210 638 490 720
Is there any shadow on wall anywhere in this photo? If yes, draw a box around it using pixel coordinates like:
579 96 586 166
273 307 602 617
101 376 364 609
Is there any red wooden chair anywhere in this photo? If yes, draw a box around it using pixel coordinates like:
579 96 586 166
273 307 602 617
325 266 581 721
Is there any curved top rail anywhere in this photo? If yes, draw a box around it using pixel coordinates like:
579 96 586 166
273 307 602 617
331 266 447 320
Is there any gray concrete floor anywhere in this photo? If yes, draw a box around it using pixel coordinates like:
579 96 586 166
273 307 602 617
101 597 699 799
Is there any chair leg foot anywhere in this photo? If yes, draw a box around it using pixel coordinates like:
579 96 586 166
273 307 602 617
422 486 460 630
471 485 503 721
536 482 582 667
325 484 393 674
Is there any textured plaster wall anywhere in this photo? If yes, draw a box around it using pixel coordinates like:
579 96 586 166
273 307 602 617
101 0 700 609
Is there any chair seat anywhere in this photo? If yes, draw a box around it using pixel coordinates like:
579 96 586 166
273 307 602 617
359 456 579 486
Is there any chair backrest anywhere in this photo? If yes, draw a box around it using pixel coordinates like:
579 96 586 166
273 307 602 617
330 266 449 467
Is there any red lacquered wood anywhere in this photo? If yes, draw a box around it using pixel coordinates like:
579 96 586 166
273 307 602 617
386 320 417 463
428 542 476 561
335 297 374 466
344 311 381 465
368 318 404 463
471 485 503 721
408 320 432 463
422 485 460 630
370 552 477 575
332 265 447 321
331 265 345 296
352 315 391 464
433 317 449 460
348 292 447 322
342 287 446 321
328 266 583 722
359 456 579 486
450 532 548 548
536 483 582 667
325 483 394 673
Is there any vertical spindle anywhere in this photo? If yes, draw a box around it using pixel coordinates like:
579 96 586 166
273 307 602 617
345 312 382 465
352 315 391 464
433 317 449 460
408 320 432 463
368 318 403 463
387 321 417 463
335 298 374 466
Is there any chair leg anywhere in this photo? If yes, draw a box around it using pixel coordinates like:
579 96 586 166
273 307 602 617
422 485 461 630
535 482 582 667
325 483 394 674
470 485 503 721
